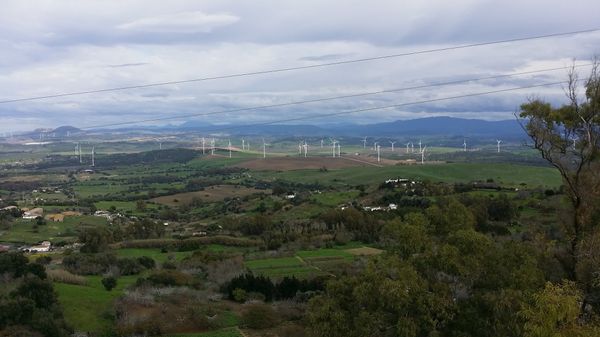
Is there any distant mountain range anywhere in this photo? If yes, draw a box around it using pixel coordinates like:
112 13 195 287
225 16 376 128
48 117 526 140
177 116 525 138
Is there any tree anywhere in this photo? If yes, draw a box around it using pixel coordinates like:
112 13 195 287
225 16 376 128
521 281 600 337
135 200 147 212
519 61 600 292
101 276 117 291
79 226 114 253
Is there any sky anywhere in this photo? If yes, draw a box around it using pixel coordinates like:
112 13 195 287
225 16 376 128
1 0 599 132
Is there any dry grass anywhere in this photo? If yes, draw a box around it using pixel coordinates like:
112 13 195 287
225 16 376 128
47 269 88 285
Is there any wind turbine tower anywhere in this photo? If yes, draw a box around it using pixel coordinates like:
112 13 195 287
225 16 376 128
389 140 396 152
242 139 245 151
320 139 324 148
337 142 341 157
303 141 308 158
211 138 215 155
331 140 337 158
91 146 95 167
228 139 232 158
362 137 367 149
201 137 205 154
463 138 467 152
78 143 82 164
377 144 381 162
405 142 410 154
421 146 427 164
262 139 268 158
418 140 422 153
496 139 502 153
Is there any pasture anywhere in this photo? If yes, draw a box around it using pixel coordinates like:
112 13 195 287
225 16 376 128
151 185 270 206
250 162 561 188
55 275 139 333
0 215 108 244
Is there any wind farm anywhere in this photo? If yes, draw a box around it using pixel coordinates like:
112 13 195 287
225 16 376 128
1 2 598 336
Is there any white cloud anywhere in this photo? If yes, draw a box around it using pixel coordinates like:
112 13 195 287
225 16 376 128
116 11 239 33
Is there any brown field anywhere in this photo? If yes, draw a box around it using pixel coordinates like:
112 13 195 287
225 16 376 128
345 247 384 256
235 156 390 171
151 184 270 206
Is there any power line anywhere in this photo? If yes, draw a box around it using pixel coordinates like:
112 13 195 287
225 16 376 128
1 28 598 105
80 63 589 129
200 80 568 133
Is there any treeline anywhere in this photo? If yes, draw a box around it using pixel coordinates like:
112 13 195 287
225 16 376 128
0 252 72 337
62 253 155 275
221 273 325 302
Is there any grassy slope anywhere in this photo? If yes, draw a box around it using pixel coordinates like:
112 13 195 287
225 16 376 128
55 275 138 333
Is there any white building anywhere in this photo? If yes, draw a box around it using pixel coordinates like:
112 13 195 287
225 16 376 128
27 241 51 253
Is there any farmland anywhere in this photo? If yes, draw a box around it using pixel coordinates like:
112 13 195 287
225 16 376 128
0 136 572 337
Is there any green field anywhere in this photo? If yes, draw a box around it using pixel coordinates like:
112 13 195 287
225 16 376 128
115 248 192 262
55 275 138 332
245 246 367 278
94 200 160 214
252 162 561 188
0 215 108 244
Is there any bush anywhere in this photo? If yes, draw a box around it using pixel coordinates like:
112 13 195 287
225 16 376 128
141 270 193 287
232 288 247 302
137 256 156 269
35 255 52 265
241 303 279 329
102 276 117 291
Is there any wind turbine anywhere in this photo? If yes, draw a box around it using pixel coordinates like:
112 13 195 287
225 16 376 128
420 146 427 164
389 140 396 152
331 139 338 158
211 138 215 155
405 142 410 154
411 142 414 153
377 144 381 162
247 140 250 152
262 139 268 158
91 146 95 167
496 139 502 153
320 139 324 148
78 142 82 164
201 137 206 154
159 141 162 150
337 142 341 157
463 138 467 152
373 141 378 153
303 141 308 157
228 139 232 158
418 140 422 153
242 139 245 151
298 141 303 155
74 143 78 156
362 137 368 149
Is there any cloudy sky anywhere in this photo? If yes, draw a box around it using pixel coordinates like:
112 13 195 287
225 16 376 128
1 0 599 132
